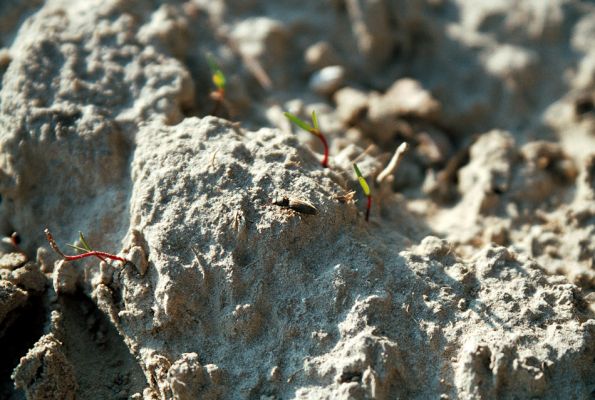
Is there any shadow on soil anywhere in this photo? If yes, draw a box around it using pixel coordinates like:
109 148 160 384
0 295 46 400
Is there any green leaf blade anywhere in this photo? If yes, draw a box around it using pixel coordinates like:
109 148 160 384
213 70 226 90
311 110 319 131
67 243 90 254
79 231 92 251
353 163 371 196
207 54 226 90
284 112 312 132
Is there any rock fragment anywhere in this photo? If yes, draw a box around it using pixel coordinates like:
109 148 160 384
345 0 394 69
8 262 47 293
12 334 77 400
0 279 27 323
167 353 225 400
52 260 79 295
231 17 289 85
368 78 441 122
0 252 27 270
304 41 342 71
309 65 346 96
334 87 369 125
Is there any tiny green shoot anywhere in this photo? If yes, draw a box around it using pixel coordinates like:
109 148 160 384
284 110 329 168
207 54 227 116
207 55 226 92
353 163 371 222
67 231 106 261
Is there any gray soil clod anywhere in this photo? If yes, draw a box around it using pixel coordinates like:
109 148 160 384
0 0 594 399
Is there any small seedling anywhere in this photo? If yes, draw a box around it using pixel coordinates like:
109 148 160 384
353 163 371 222
284 110 329 168
44 228 129 267
207 54 227 116
67 231 106 262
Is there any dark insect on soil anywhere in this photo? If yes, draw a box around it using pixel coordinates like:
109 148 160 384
272 196 318 215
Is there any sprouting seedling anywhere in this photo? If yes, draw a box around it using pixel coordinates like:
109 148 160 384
353 163 371 222
66 231 106 262
208 54 226 95
284 110 329 168
207 54 227 116
44 228 129 267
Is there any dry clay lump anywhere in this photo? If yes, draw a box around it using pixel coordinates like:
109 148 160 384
88 118 591 399
0 0 593 399
0 280 28 324
12 334 77 400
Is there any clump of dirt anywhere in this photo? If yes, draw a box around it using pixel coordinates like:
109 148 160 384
0 0 594 399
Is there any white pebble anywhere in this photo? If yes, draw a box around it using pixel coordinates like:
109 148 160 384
309 65 345 96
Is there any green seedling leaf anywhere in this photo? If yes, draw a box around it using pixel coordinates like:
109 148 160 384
79 232 92 252
284 110 329 168
207 54 226 90
311 110 319 131
213 70 226 90
284 112 313 132
66 243 90 254
353 163 371 196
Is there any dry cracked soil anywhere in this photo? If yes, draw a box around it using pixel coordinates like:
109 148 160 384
0 0 594 399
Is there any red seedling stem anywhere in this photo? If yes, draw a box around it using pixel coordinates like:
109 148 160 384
44 228 129 266
366 196 372 222
210 88 225 117
284 111 330 169
317 131 329 168
61 251 128 263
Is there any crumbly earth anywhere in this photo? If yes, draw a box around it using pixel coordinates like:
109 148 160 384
0 0 594 399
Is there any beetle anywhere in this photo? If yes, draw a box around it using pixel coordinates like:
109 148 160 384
272 196 318 215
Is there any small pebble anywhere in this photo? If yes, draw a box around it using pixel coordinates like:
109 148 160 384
52 260 79 294
304 41 341 70
0 252 27 270
270 366 281 381
0 48 11 69
458 298 467 311
129 246 148 276
309 65 345 96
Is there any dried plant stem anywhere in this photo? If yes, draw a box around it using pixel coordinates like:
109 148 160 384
352 144 375 164
376 142 409 184
211 99 222 117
